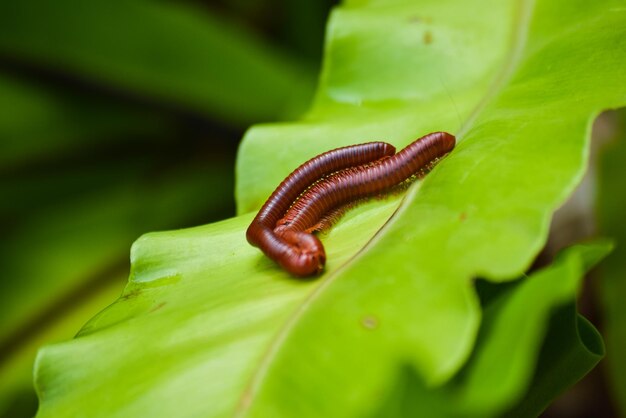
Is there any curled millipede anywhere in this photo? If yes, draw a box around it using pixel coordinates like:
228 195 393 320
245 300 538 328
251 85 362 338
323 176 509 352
248 132 456 277
246 142 396 277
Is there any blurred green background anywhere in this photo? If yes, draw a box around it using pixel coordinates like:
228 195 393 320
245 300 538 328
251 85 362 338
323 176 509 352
0 1 624 418
0 1 334 416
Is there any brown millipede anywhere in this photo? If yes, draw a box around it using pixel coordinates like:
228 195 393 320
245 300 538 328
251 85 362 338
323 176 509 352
246 142 396 277
248 132 455 277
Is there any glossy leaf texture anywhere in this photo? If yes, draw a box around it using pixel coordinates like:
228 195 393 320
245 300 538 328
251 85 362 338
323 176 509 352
36 0 626 417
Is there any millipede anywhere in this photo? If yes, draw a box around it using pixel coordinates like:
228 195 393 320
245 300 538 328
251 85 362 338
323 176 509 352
246 142 396 276
246 132 455 277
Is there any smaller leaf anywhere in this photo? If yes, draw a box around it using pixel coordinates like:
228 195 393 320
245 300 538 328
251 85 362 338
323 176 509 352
504 309 604 418
452 242 610 416
368 241 610 418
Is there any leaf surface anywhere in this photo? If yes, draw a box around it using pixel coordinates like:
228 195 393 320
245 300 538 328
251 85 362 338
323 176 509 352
0 160 234 415
366 242 609 418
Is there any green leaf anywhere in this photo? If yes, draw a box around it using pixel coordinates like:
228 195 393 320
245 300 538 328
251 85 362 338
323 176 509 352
504 309 604 417
35 0 626 417
454 243 608 417
0 0 315 124
0 160 233 345
0 159 234 417
0 274 127 418
596 109 626 415
33 198 398 417
366 242 609 418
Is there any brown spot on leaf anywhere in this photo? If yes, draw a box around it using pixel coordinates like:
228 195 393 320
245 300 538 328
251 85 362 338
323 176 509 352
423 31 433 45
460 212 467 221
361 315 379 330
150 301 166 313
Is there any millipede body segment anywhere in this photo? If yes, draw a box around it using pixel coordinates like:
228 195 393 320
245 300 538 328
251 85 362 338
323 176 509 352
246 142 396 277
247 132 455 277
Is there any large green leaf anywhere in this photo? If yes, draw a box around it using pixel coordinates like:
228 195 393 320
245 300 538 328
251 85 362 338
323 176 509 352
35 0 626 417
0 0 314 124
